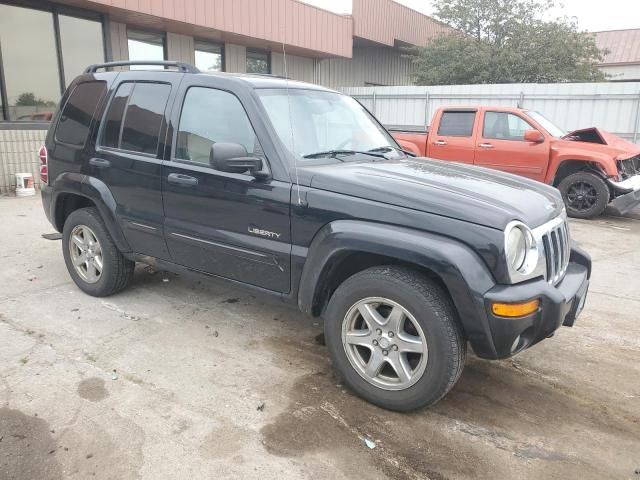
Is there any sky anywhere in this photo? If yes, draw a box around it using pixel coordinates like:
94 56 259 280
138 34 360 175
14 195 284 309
300 0 640 32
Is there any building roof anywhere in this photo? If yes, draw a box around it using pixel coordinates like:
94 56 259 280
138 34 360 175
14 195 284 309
594 29 640 66
54 0 447 59
352 0 452 47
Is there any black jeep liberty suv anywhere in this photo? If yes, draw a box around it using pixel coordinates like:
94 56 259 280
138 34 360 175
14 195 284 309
40 61 591 411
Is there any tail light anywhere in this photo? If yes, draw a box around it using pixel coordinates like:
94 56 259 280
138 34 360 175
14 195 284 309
39 146 48 184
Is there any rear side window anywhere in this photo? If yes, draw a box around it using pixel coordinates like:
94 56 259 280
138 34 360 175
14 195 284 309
437 111 476 137
101 82 171 155
55 81 107 146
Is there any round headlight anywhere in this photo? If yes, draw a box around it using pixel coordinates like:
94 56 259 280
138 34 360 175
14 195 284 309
506 225 528 271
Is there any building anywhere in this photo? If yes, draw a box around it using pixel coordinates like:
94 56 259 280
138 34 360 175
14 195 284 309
0 0 449 192
594 28 640 81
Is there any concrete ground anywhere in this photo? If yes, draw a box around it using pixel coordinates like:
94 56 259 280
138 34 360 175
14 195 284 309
0 194 638 480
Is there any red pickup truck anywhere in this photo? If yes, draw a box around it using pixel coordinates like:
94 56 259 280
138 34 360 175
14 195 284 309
391 106 640 218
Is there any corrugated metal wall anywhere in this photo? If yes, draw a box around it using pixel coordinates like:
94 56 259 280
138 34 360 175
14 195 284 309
317 47 415 89
342 82 640 143
271 52 316 83
0 130 47 194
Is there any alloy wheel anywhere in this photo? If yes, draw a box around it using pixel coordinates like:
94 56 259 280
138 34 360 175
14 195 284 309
342 297 429 391
566 181 598 212
69 224 103 284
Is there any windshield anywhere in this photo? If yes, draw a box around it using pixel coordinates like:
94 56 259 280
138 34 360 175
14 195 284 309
256 89 404 162
526 110 566 138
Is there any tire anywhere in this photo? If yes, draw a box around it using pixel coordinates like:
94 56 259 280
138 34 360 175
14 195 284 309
324 266 466 411
62 207 134 297
558 171 609 219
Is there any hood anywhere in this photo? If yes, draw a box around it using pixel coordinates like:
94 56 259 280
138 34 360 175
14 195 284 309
561 127 640 159
299 158 563 230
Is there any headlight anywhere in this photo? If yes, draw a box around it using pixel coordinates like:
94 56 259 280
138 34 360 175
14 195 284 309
504 222 538 275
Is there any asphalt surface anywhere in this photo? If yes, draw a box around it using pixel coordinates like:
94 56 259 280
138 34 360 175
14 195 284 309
0 194 638 480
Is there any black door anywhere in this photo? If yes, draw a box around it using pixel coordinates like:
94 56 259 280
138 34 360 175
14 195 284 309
162 85 291 293
90 72 179 259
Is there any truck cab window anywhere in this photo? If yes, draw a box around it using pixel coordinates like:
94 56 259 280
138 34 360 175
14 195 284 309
483 112 533 141
437 111 476 137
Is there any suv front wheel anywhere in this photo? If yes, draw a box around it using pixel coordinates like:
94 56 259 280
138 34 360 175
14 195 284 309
324 266 466 411
62 207 134 297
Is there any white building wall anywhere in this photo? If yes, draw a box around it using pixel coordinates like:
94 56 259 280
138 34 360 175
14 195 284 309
599 64 640 82
317 47 415 88
271 52 316 83
225 44 247 73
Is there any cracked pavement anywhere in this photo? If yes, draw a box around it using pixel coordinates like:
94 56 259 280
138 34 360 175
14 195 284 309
0 195 639 479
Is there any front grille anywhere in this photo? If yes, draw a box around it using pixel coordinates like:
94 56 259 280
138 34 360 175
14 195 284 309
541 219 570 285
618 155 640 180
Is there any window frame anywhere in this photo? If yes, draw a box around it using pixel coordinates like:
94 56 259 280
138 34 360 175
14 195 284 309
0 0 107 123
482 111 536 142
246 49 271 75
53 80 108 148
96 80 172 159
170 85 265 172
194 39 225 72
436 110 477 138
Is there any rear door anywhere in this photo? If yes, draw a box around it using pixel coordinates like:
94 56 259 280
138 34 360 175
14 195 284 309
91 71 180 259
428 109 477 164
474 111 549 181
161 82 292 293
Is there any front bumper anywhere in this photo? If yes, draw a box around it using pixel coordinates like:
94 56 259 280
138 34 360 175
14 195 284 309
481 249 590 359
607 174 640 215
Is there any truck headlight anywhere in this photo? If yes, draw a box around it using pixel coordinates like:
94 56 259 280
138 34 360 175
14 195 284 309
504 222 538 275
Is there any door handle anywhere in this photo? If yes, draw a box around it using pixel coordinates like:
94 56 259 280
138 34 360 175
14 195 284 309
89 158 111 168
167 173 198 186
479 143 494 148
433 140 447 146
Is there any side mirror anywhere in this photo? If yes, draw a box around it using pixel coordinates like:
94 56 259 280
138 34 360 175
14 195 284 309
209 142 265 177
524 129 544 143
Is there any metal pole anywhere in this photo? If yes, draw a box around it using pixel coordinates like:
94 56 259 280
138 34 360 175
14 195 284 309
633 92 640 144
372 90 377 116
518 91 525 108
424 91 430 129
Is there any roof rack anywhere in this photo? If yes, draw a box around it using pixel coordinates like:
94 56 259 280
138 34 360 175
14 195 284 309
84 61 200 74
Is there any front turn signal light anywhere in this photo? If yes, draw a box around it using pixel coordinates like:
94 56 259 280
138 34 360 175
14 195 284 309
492 299 540 318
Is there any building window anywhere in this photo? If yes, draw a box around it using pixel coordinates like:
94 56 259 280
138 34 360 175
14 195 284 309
59 14 105 87
195 41 224 72
127 30 166 68
246 50 270 74
0 4 61 122
0 3 105 122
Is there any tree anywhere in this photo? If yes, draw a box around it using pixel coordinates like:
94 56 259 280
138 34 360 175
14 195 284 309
15 92 56 107
410 0 607 85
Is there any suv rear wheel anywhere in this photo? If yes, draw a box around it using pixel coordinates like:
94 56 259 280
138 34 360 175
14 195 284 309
558 171 609 219
324 266 466 411
62 207 134 297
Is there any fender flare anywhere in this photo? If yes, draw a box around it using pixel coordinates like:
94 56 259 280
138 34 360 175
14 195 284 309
297 220 500 358
50 173 131 252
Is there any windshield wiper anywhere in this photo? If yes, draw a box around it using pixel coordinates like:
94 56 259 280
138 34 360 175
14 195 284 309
368 145 415 157
303 149 387 159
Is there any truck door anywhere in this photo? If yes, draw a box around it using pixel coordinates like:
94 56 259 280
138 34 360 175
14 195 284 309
474 111 549 181
428 109 477 164
161 84 292 293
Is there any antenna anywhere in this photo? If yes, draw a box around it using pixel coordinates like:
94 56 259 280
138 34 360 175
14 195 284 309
282 20 302 205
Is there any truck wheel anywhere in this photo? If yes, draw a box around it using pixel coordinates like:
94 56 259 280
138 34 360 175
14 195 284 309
324 266 466 411
558 172 609 219
62 207 134 297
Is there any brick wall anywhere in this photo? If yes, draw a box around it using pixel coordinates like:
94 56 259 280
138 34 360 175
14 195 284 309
0 129 47 194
